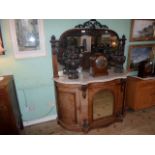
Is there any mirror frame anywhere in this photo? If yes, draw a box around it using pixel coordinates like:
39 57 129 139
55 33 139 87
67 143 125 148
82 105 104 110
50 19 126 78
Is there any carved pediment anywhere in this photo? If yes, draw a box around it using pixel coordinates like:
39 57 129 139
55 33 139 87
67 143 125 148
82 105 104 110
75 19 109 29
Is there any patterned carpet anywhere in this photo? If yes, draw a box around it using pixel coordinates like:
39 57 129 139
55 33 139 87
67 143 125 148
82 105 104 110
22 106 155 135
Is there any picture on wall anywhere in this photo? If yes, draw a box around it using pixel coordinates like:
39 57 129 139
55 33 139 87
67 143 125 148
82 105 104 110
128 44 155 71
0 26 5 55
9 19 46 59
130 19 155 41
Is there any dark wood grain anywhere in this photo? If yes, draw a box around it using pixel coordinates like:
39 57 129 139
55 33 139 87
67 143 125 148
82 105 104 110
0 75 23 134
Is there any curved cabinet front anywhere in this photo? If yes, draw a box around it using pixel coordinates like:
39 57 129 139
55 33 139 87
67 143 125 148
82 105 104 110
55 83 83 131
55 78 126 132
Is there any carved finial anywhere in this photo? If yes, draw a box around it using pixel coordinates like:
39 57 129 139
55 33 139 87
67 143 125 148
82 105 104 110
50 35 56 42
122 35 126 40
50 35 59 49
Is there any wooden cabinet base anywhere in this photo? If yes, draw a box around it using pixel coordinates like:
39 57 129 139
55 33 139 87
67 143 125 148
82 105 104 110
58 120 83 132
126 76 155 110
55 78 126 132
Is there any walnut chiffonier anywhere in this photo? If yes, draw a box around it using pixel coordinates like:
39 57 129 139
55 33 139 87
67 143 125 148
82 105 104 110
50 19 127 132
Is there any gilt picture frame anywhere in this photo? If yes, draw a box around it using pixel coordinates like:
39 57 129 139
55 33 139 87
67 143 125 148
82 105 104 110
9 19 46 59
130 19 155 41
0 26 5 55
127 44 155 71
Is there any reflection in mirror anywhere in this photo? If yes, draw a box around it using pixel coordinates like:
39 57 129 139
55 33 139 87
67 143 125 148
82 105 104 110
66 37 80 47
93 90 114 120
80 35 91 52
60 35 93 73
97 34 119 50
56 28 122 78
66 35 92 52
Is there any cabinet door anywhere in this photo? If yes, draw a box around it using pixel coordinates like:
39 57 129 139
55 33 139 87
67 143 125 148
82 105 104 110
56 84 81 130
141 85 155 107
58 90 77 124
88 80 122 128
126 77 155 110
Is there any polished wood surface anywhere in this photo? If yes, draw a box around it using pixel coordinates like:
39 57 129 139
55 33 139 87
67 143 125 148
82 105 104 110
50 20 127 132
0 75 23 134
90 53 108 77
55 82 82 131
55 78 126 132
126 76 155 110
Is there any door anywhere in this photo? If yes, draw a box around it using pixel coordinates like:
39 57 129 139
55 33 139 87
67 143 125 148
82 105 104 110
88 80 122 128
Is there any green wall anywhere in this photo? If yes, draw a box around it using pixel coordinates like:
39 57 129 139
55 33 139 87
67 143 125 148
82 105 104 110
0 19 131 124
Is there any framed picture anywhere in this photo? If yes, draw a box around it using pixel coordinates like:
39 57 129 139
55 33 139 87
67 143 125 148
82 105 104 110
127 44 155 71
0 26 5 55
130 19 155 41
9 19 46 59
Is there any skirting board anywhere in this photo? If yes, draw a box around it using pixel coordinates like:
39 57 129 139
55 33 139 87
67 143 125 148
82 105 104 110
23 114 57 127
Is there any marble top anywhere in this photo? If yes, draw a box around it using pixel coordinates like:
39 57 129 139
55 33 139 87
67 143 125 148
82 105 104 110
129 75 155 81
54 69 128 85
0 76 4 81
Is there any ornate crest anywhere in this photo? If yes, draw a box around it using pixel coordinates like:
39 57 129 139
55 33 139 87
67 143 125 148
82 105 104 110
75 19 109 29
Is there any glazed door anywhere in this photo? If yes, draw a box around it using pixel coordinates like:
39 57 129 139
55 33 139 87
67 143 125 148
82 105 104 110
93 90 114 120
88 80 123 128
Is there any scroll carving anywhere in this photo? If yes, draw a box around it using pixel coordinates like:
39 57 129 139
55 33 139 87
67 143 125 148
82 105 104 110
75 19 109 29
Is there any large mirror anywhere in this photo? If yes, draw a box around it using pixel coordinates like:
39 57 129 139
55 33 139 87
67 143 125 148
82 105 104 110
58 32 120 76
62 32 119 53
93 90 114 120
51 19 126 79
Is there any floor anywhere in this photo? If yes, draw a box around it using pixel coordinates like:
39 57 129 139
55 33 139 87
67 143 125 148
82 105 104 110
22 106 155 135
